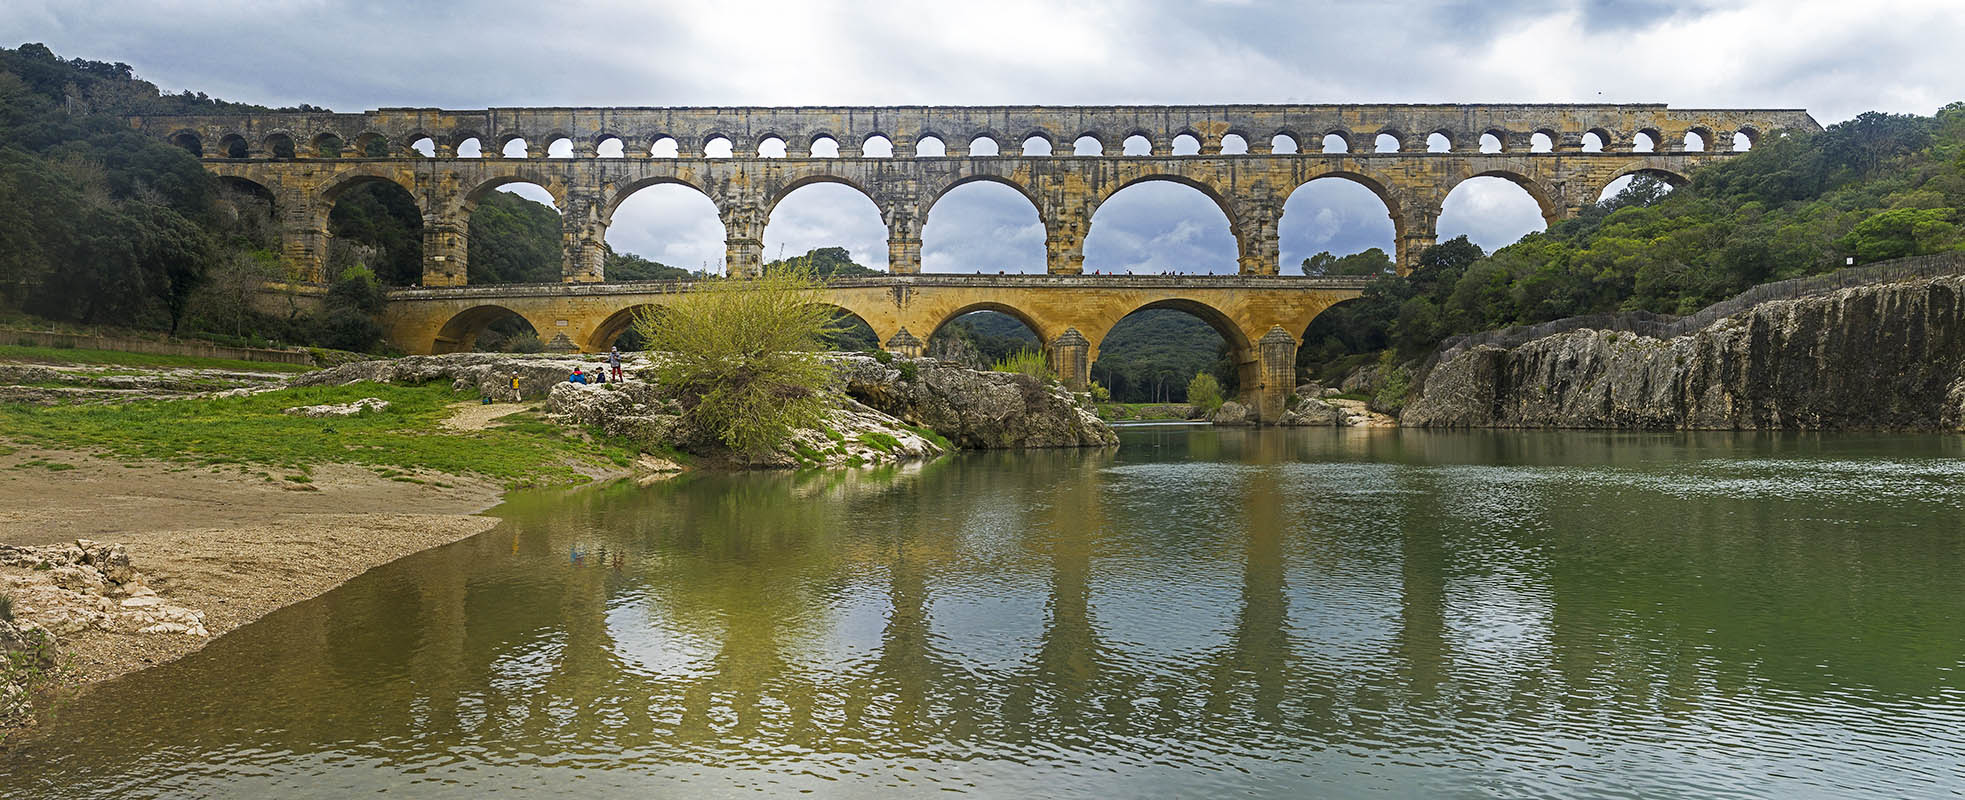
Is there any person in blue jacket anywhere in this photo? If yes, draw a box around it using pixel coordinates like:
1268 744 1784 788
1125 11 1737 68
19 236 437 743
568 368 588 384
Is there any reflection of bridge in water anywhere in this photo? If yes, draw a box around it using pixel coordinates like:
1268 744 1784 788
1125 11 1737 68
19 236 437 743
386 273 1371 420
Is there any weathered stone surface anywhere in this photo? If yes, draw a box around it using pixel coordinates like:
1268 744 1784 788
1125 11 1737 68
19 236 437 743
1211 401 1255 426
0 541 209 642
1279 397 1340 426
291 352 621 401
544 381 681 450
281 397 390 417
1405 276 1965 430
834 354 1117 448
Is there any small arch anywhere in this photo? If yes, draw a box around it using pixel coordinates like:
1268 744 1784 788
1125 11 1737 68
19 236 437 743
1683 128 1710 152
1479 130 1505 153
649 136 679 158
916 134 947 157
545 137 575 158
1633 129 1661 153
758 136 787 158
1320 132 1349 153
500 137 530 158
449 131 484 157
406 135 436 157
1530 130 1555 153
312 132 346 158
703 135 734 158
1121 134 1152 156
596 136 625 158
1426 131 1452 152
1072 134 1103 156
862 134 895 158
1220 133 1249 155
262 132 297 160
1270 133 1300 154
347 132 388 158
217 133 249 159
968 135 1000 157
1733 127 1758 151
810 135 841 157
1581 129 1608 153
1374 132 1402 153
433 305 543 354
1021 134 1053 156
168 130 203 157
1171 133 1201 155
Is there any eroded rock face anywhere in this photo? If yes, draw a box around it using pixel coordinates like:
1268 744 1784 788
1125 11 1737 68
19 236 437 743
833 355 1117 448
544 381 681 450
1405 276 1965 430
292 353 627 402
0 541 209 640
1211 401 1255 426
281 397 389 417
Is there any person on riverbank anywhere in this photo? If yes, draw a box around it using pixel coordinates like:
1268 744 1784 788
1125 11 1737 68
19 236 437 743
594 365 608 384
569 368 587 385
510 372 522 402
609 347 623 382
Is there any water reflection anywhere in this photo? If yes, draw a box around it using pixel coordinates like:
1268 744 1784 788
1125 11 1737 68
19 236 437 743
7 429 1965 798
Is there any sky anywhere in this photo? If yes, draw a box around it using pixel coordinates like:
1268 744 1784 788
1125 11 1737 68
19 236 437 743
9 0 1964 274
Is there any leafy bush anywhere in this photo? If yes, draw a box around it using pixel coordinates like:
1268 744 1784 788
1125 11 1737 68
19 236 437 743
1088 380 1112 403
1185 372 1224 411
991 349 1051 380
633 264 841 455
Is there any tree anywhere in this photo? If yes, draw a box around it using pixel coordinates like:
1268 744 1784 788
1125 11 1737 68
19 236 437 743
632 266 841 455
1186 372 1224 411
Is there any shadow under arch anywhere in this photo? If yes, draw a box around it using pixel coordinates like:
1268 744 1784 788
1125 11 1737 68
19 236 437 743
432 305 542 354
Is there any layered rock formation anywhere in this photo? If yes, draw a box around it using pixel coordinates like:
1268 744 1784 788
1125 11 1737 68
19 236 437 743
1404 276 1965 430
833 354 1118 449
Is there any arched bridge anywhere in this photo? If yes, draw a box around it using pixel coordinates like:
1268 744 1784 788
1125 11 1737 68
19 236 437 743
131 103 1818 282
384 274 1369 421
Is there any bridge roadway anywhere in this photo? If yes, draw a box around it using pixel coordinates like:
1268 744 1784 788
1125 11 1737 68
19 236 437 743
381 273 1373 421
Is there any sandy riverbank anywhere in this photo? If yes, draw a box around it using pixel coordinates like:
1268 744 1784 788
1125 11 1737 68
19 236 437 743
0 444 506 693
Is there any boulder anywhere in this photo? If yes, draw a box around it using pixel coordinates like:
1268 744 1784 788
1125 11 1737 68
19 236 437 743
1210 401 1254 426
281 397 389 418
545 381 682 449
1279 397 1340 426
833 355 1117 448
291 353 634 403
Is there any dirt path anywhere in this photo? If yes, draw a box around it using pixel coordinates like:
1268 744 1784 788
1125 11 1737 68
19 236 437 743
439 399 535 431
0 445 506 688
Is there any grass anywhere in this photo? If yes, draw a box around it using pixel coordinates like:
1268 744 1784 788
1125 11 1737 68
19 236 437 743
1095 402 1195 421
901 423 953 451
0 382 635 488
857 431 902 456
0 344 315 374
9 458 75 471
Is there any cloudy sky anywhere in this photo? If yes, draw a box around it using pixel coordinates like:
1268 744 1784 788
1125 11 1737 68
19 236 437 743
10 0 1963 274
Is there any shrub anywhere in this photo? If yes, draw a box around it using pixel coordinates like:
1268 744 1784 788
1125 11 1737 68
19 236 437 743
632 264 841 455
1088 380 1112 403
991 349 1051 380
1186 371 1224 411
0 592 11 622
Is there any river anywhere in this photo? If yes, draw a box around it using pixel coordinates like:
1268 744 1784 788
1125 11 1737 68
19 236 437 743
5 426 1963 798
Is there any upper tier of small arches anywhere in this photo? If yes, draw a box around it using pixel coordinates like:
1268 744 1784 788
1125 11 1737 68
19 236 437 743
141 104 1818 161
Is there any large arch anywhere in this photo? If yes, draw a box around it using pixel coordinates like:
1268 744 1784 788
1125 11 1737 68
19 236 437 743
465 179 563 285
1437 174 1553 253
926 302 1051 349
605 178 725 276
925 308 1040 368
1278 172 1400 275
764 180 889 271
921 176 1046 274
1088 298 1252 403
584 303 669 353
1084 177 1239 275
319 173 424 285
430 305 544 354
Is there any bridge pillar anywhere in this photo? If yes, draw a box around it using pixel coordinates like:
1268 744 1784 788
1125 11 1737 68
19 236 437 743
887 206 922 274
1235 201 1282 275
1045 209 1088 274
884 327 923 358
1395 191 1443 276
421 216 468 286
721 200 765 277
1048 328 1091 392
280 223 330 283
562 191 607 282
1255 326 1297 423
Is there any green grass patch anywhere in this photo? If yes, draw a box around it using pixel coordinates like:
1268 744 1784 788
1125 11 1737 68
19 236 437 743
856 431 902 456
0 382 632 488
10 458 75 471
900 424 952 451
0 344 314 374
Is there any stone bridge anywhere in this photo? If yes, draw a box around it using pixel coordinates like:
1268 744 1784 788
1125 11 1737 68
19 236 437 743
382 273 1370 421
131 103 1818 282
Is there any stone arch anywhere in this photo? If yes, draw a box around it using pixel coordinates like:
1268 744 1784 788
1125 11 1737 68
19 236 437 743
1682 126 1713 152
813 303 880 350
861 132 895 157
915 132 948 157
262 132 297 159
1530 128 1557 153
1427 129 1456 152
920 173 1041 220
1071 131 1105 155
1091 173 1238 228
431 305 546 354
168 129 203 157
217 133 249 159
1279 171 1403 272
1221 130 1252 154
1270 131 1301 154
1633 128 1663 153
926 302 1052 347
1582 128 1612 152
584 303 671 353
1374 129 1406 152
447 130 484 156
764 173 885 217
921 176 1046 274
1445 170 1559 226
401 131 437 157
311 132 346 158
1088 297 1256 397
1480 129 1508 153
317 169 418 207
1734 125 1760 150
702 133 736 158
350 131 389 158
1120 129 1156 155
602 176 713 224
1170 131 1202 155
755 133 788 158
1319 129 1351 153
648 135 681 158
965 130 1006 156
1020 129 1056 155
1602 165 1691 198
462 173 567 217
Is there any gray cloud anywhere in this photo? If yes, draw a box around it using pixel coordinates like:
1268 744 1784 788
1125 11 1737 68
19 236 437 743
10 0 1960 273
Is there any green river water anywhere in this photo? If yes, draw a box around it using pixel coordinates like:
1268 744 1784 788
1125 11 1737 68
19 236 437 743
4 426 1963 798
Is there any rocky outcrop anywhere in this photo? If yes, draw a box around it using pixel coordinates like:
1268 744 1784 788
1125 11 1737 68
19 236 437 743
282 397 389 417
1210 401 1255 425
834 355 1117 448
0 540 208 640
292 353 624 402
1405 276 1965 430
